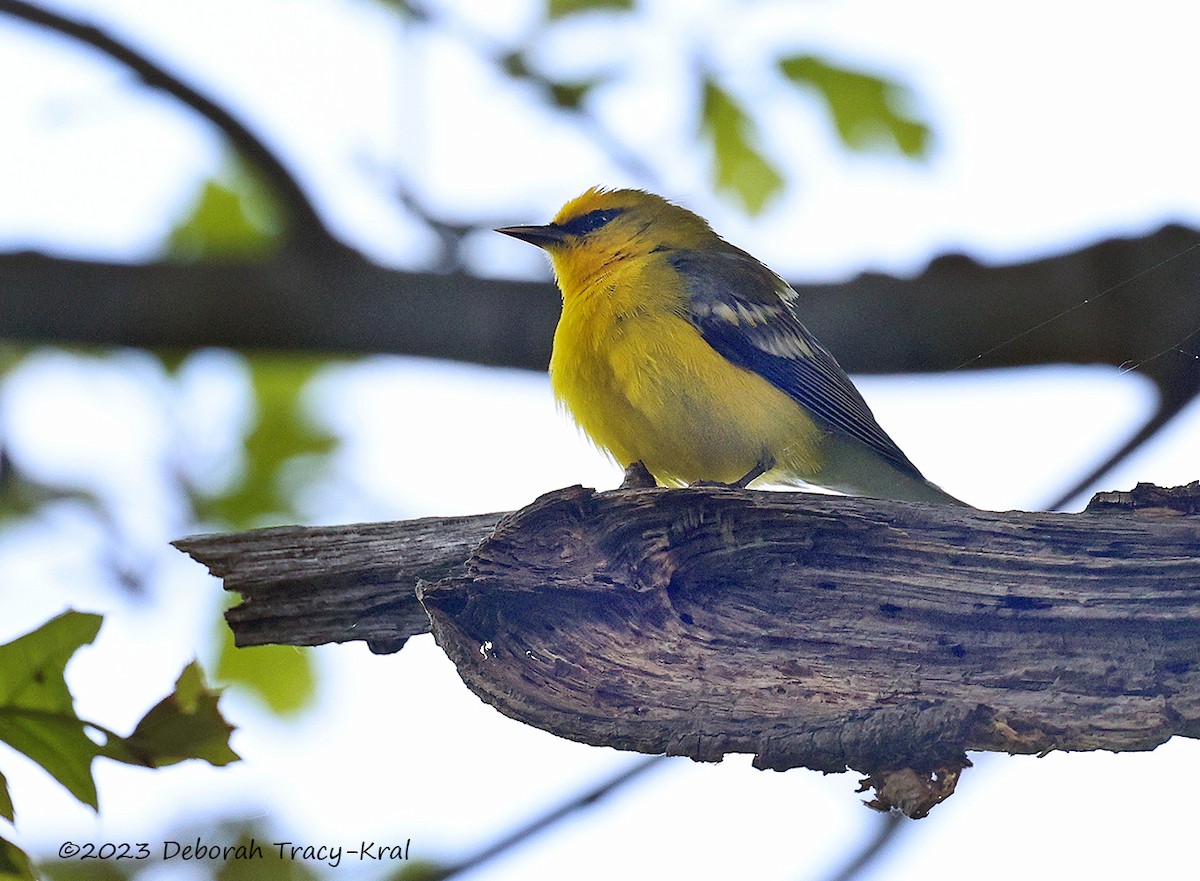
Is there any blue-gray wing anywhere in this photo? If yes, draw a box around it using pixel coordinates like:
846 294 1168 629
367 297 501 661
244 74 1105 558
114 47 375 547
669 247 926 479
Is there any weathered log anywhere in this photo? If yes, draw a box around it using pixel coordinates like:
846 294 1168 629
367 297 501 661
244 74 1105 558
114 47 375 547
174 513 502 654
176 482 1200 816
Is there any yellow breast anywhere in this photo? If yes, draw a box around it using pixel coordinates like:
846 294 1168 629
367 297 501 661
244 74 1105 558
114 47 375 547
548 257 826 485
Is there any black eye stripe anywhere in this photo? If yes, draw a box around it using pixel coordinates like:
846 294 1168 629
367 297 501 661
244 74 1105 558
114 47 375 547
558 208 624 236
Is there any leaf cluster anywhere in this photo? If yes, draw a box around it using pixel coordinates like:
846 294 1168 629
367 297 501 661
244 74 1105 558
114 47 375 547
0 347 325 716
488 0 933 214
0 613 238 880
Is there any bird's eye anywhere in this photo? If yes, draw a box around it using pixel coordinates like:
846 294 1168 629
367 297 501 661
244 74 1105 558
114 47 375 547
560 208 624 237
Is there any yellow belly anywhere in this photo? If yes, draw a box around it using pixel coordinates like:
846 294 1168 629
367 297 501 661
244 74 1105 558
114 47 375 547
550 296 826 485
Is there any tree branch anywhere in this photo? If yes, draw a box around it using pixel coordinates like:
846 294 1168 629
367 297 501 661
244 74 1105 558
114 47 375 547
176 481 1200 817
174 512 504 654
431 755 667 881
0 0 343 253
8 224 1198 501
0 252 562 369
5 1 1199 503
6 223 1200 376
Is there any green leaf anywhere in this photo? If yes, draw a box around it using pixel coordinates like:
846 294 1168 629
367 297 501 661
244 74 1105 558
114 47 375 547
498 50 604 111
368 0 419 17
0 834 35 881
700 78 784 214
547 0 633 19
216 623 315 717
0 612 103 808
778 54 931 157
548 79 602 110
167 155 282 260
190 355 338 529
0 770 12 823
386 861 453 881
500 50 531 81
37 857 131 881
216 832 321 881
102 662 239 769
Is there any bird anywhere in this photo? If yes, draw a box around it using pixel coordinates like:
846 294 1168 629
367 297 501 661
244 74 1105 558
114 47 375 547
496 187 964 505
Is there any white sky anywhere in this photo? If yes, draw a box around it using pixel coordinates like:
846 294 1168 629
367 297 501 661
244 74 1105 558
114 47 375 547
2 0 1199 879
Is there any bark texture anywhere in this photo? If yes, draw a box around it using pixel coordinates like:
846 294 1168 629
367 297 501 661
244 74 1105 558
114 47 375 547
177 482 1200 816
175 513 503 654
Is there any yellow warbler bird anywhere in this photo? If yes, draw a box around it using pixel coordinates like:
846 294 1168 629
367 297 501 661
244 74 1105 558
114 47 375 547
497 187 963 505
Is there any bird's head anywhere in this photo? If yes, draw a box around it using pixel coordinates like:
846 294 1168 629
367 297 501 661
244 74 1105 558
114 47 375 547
497 188 716 295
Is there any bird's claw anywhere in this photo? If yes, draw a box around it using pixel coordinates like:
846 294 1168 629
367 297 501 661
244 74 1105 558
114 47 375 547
618 461 657 490
694 454 775 489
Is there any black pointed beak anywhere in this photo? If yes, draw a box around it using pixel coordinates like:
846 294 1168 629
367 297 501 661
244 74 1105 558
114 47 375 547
495 224 567 248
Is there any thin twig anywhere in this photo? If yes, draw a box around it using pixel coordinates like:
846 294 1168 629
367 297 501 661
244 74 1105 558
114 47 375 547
406 0 660 184
431 755 668 880
812 812 907 881
0 0 343 253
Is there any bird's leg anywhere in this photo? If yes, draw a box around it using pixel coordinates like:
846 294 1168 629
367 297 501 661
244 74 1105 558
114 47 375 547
732 451 775 488
694 453 776 489
619 460 657 490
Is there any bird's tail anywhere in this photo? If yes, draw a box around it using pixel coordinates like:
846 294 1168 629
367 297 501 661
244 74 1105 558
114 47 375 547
785 435 970 506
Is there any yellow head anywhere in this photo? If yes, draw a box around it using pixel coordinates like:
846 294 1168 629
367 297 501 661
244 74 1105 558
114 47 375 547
496 188 718 297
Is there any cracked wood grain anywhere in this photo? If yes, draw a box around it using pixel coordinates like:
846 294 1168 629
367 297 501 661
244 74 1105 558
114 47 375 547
175 512 504 653
177 482 1200 815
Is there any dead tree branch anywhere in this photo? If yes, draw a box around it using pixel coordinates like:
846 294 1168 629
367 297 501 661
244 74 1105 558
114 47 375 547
175 512 503 654
177 482 1200 817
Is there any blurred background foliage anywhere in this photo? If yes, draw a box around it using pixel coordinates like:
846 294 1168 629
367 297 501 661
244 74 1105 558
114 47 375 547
0 0 931 859
1 0 930 749
5 0 1192 878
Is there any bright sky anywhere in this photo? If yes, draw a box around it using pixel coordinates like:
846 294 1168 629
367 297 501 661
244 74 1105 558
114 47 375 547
2 1 1199 879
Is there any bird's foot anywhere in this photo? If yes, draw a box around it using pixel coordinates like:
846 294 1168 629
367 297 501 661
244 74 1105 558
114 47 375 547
618 461 657 490
734 453 776 488
693 453 776 489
